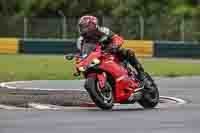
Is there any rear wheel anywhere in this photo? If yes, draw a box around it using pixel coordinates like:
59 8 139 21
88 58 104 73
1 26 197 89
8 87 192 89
84 76 113 110
138 72 159 109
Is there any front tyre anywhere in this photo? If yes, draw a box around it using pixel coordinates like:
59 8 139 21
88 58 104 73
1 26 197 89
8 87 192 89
138 72 159 109
84 77 113 110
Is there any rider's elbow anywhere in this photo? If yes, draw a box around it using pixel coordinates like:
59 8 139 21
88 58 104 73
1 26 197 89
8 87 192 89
111 34 124 46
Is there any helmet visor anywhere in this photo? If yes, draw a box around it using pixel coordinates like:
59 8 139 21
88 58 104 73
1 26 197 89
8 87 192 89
78 24 89 34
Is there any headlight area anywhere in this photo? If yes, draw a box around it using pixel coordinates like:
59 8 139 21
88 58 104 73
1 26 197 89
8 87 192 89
78 66 86 72
92 58 100 64
78 58 100 72
90 58 100 67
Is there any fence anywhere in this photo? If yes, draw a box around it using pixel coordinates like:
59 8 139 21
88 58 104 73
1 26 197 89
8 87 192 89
0 16 199 42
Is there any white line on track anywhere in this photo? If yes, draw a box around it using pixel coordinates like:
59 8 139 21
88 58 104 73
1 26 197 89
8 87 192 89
159 96 187 104
0 81 85 91
28 103 99 110
0 96 187 111
28 103 63 110
0 104 26 110
0 80 187 110
0 81 29 89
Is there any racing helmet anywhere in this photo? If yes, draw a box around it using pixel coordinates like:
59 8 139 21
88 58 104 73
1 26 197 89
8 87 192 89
78 15 98 35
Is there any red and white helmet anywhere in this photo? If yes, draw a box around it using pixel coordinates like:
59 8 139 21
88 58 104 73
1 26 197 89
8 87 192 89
78 15 98 35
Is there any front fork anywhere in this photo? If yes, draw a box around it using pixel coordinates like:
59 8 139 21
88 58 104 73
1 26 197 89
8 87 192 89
86 72 107 89
97 72 107 89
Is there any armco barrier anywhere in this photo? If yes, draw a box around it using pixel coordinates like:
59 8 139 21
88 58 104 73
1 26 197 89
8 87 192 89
19 39 154 56
154 41 200 58
0 38 19 54
19 39 78 54
2 38 199 59
123 40 153 57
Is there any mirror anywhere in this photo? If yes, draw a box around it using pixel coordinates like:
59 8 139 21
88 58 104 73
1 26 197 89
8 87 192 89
64 54 74 60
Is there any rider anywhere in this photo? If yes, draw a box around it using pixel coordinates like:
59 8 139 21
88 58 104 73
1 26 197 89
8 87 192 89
76 15 147 88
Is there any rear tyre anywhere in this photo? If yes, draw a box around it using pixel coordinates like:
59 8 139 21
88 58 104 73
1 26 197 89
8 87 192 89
138 72 159 109
84 77 113 110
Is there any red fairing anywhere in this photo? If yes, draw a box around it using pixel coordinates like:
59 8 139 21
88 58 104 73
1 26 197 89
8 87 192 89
98 55 139 103
76 45 101 69
97 73 106 89
115 79 139 103
75 43 140 104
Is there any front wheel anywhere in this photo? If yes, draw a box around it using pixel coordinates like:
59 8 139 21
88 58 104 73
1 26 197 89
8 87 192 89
138 72 159 109
84 77 113 110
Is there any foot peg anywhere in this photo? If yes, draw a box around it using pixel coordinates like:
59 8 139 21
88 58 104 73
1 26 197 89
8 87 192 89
128 90 143 102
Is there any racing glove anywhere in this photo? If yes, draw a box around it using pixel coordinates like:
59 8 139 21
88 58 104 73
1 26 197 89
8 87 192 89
109 45 120 53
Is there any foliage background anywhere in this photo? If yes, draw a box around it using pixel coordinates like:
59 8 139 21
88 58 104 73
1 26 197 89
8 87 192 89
0 0 199 17
0 0 199 41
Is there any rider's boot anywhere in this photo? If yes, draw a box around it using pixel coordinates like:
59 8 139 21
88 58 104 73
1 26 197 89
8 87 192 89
135 64 146 89
125 49 150 89
126 51 151 102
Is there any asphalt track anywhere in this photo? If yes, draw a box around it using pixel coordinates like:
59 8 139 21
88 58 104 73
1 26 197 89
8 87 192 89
0 77 200 133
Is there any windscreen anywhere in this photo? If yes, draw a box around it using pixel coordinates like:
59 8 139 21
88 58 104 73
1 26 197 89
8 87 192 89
81 43 97 58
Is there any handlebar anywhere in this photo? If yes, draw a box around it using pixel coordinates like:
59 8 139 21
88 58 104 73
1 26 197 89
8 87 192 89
64 54 79 60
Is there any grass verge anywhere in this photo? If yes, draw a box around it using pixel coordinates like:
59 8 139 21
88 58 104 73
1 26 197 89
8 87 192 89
0 54 200 82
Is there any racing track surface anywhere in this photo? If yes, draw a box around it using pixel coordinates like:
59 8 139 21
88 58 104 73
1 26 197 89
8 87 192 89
0 77 200 133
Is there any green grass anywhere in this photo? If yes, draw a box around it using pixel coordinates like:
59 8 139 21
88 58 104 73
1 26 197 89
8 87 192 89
0 54 76 82
142 58 200 77
0 54 200 82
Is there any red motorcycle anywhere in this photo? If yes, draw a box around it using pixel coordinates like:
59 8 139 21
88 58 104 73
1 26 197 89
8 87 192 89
65 43 159 110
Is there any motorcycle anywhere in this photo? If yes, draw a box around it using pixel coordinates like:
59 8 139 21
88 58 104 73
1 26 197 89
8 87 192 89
65 43 159 110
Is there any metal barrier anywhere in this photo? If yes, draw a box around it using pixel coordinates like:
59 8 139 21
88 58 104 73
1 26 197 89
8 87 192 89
154 41 200 58
1 38 200 59
19 39 78 54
